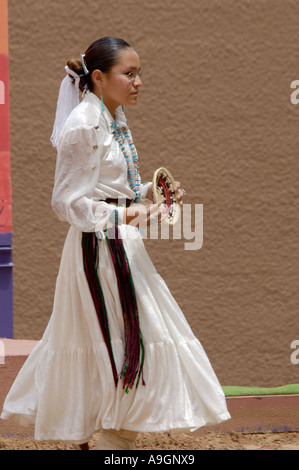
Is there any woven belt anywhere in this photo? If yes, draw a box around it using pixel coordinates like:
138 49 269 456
105 198 133 207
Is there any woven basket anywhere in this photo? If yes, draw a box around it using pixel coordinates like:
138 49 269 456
152 167 180 225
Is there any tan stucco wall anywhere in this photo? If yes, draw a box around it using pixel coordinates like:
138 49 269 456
7 0 299 387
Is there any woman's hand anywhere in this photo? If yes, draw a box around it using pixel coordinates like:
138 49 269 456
147 181 186 206
174 181 186 207
125 202 166 228
127 180 185 228
146 184 153 202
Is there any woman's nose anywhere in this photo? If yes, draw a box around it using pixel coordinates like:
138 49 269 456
134 75 142 86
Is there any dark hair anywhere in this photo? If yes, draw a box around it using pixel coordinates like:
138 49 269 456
67 37 132 92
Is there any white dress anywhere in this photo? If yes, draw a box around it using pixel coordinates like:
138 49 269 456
0 91 230 444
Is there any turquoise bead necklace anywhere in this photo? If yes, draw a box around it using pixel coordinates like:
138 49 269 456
111 121 141 202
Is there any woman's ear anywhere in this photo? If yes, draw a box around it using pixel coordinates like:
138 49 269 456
91 69 104 88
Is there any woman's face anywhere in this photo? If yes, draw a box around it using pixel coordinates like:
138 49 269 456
96 47 142 116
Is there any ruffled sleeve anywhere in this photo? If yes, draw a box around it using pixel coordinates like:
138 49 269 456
51 124 126 232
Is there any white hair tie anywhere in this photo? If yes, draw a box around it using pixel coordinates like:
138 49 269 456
50 66 82 148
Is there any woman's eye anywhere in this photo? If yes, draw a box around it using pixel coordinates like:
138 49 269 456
124 72 133 77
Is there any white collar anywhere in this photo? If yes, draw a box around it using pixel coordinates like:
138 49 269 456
85 90 128 133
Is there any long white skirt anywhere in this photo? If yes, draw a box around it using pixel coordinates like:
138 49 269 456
1 224 230 444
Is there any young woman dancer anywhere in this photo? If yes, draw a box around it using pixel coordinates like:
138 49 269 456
1 37 230 450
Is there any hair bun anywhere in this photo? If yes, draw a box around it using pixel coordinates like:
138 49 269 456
66 59 88 92
67 59 83 74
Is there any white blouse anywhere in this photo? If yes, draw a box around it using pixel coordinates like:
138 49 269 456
51 90 151 232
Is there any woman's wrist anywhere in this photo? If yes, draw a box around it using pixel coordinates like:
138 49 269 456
146 183 153 202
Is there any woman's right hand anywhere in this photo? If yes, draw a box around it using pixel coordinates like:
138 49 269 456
125 202 166 228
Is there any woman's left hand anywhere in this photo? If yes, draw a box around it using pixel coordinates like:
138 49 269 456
147 181 186 206
174 181 186 207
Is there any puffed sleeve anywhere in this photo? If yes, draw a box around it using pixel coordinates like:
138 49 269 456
51 125 125 232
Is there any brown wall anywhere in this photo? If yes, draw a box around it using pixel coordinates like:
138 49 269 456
7 0 299 387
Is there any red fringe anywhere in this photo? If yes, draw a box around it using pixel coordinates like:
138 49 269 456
105 225 145 392
82 232 119 387
82 223 145 392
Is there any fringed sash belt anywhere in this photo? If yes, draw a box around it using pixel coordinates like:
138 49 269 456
81 199 145 393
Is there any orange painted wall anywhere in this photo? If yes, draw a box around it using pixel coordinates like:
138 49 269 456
0 0 12 233
0 0 8 54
